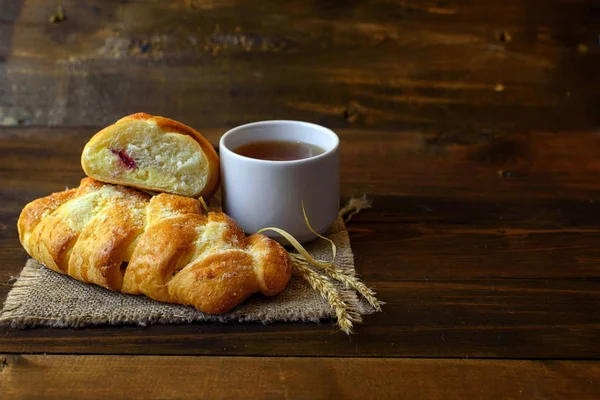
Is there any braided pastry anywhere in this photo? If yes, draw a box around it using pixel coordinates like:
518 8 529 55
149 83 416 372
81 113 220 198
18 178 292 314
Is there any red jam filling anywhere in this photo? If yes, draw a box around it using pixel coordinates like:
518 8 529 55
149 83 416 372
110 148 137 170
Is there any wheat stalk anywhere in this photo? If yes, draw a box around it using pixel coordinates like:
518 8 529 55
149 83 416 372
260 199 380 333
290 253 382 312
292 258 360 334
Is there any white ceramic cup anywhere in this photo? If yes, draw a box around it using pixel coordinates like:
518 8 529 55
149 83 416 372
219 120 340 244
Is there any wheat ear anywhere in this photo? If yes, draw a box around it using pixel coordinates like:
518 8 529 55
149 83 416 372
291 258 361 334
289 253 382 312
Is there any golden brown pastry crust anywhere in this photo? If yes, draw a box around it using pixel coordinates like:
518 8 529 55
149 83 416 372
81 113 220 199
18 178 292 314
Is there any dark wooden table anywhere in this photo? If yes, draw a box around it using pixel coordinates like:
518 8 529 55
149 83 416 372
1 0 600 398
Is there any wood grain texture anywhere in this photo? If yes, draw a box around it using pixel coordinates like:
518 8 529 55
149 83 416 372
1 126 600 358
1 0 599 130
2 0 600 375
1 355 599 400
2 2 600 398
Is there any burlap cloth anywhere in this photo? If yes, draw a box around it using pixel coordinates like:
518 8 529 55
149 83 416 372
0 199 376 330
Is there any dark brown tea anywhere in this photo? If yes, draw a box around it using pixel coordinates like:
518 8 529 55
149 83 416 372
233 140 325 161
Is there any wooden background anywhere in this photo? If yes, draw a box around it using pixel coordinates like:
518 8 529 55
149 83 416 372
1 0 600 398
1 0 598 131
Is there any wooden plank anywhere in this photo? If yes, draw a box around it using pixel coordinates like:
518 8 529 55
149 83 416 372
0 282 599 358
0 1 22 124
1 126 600 358
1 355 599 400
5 126 600 199
0 1 21 23
1 0 598 129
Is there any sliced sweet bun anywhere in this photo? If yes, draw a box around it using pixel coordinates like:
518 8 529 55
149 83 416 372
81 113 220 198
